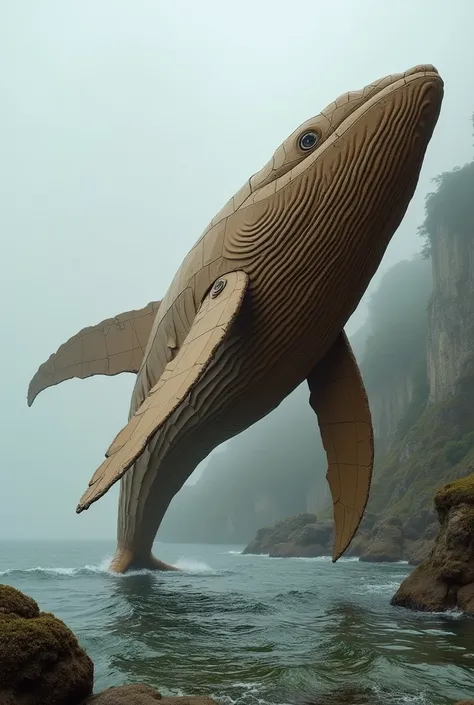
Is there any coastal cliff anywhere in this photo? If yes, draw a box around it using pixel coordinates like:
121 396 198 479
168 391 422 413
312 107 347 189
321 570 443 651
364 158 474 533
243 117 474 560
427 174 474 404
360 257 431 456
391 474 474 615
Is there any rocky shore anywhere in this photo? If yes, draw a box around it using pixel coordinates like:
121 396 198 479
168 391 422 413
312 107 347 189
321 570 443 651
242 473 474 620
0 583 218 705
242 508 437 566
1 580 472 704
391 475 474 615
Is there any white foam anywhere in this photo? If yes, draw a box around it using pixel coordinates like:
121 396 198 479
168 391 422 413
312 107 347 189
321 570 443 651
237 553 359 562
0 563 109 577
0 555 114 578
372 683 429 704
173 558 215 573
0 554 219 578
361 581 401 594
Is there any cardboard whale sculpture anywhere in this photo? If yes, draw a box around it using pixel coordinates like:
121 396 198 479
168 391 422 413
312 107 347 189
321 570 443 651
28 64 444 573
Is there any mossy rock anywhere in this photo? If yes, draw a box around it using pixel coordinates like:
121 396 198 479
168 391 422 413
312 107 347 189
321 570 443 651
391 498 474 614
0 584 93 705
435 473 474 512
0 584 39 619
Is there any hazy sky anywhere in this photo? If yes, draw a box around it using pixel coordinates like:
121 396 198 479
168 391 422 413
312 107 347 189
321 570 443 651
1 1 472 540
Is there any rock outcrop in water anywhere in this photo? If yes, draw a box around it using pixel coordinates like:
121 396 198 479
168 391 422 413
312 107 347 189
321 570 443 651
243 507 439 564
0 583 94 705
0 585 219 705
84 684 217 705
242 513 333 557
391 474 474 615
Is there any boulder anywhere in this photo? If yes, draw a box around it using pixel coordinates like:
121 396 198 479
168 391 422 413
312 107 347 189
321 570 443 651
391 474 474 614
0 584 93 705
84 684 161 704
84 684 217 705
0 587 222 705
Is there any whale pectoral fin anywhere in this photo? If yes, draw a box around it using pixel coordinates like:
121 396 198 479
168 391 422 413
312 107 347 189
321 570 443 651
307 331 374 562
27 301 162 406
76 270 249 513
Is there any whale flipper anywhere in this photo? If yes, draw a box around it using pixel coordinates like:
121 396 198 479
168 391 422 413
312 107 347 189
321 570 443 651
307 331 374 562
76 270 249 513
27 301 161 406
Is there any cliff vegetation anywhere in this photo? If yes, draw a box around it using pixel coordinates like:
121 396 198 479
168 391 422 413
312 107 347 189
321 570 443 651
368 114 474 515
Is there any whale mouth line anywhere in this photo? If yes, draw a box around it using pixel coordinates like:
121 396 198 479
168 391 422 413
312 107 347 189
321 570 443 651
293 73 441 184
244 66 443 214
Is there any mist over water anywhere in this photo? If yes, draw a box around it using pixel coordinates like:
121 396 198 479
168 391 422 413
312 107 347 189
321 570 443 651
2 5 474 705
2 541 473 705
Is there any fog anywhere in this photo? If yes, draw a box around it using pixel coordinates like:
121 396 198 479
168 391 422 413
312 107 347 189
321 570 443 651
1 0 472 539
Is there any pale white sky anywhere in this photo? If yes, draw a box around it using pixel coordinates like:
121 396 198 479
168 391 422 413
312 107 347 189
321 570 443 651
1 0 472 539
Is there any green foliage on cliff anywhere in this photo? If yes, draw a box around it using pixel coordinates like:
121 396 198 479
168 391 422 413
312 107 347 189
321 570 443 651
444 431 474 466
365 111 474 528
368 359 474 523
419 113 474 258
435 471 474 511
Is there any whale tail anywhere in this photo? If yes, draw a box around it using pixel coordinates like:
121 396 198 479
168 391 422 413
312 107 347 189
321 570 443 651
108 548 179 573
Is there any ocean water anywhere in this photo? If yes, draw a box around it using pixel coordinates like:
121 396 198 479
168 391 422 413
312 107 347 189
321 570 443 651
1 541 473 705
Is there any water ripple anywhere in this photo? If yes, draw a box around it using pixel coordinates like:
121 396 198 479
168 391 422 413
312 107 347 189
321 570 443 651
1 541 474 705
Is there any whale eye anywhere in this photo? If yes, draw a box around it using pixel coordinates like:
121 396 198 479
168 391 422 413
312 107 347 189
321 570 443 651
298 131 320 151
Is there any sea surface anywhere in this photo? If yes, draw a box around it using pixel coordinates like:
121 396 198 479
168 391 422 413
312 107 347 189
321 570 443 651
1 541 473 705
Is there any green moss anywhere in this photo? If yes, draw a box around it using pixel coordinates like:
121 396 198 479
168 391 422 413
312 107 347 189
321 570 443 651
365 381 474 524
0 612 79 687
0 586 94 705
419 158 474 258
0 584 39 619
435 474 474 512
444 431 474 465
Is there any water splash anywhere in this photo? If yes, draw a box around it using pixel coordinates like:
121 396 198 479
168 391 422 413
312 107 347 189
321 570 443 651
0 559 111 578
173 558 216 574
0 555 220 579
